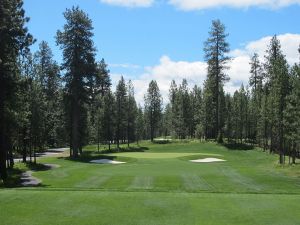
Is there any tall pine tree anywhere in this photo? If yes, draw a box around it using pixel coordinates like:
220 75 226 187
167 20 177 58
203 19 231 142
56 7 96 157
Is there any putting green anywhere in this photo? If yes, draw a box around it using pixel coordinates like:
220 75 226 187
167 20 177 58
106 152 222 159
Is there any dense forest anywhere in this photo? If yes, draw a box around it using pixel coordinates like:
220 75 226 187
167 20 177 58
1 0 299 180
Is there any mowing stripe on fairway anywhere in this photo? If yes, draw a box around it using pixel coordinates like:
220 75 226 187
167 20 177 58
129 176 154 190
181 174 213 191
219 166 265 191
75 175 111 188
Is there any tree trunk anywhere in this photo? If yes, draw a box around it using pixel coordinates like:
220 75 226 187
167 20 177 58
0 131 8 180
8 144 14 169
97 124 100 153
71 97 79 158
292 143 296 164
22 137 27 163
0 72 8 180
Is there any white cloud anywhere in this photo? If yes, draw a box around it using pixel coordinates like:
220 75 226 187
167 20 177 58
244 33 300 64
132 56 207 104
168 0 300 11
109 63 141 69
100 0 300 9
100 0 154 7
110 33 300 105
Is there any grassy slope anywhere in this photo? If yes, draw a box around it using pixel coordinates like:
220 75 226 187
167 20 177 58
0 141 300 225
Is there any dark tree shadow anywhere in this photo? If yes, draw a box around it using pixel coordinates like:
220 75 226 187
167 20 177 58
26 162 54 171
100 146 149 154
223 143 254 151
152 140 172 144
0 164 50 188
65 152 118 163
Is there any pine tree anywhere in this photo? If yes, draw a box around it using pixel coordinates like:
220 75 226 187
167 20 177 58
115 76 127 150
126 80 137 147
34 41 62 147
190 85 203 139
96 59 111 97
249 53 264 144
161 104 172 138
88 58 111 148
144 80 162 142
135 105 145 144
102 90 116 151
0 0 34 179
224 93 233 142
203 76 216 139
284 65 300 164
203 19 231 142
264 36 290 164
169 80 178 138
56 7 96 157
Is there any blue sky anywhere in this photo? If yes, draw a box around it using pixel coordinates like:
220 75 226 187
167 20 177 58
23 0 300 103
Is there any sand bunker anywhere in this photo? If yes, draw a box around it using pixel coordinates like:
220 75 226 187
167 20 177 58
90 159 126 164
190 158 226 163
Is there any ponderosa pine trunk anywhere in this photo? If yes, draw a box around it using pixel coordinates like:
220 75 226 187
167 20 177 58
71 96 79 157
0 108 7 180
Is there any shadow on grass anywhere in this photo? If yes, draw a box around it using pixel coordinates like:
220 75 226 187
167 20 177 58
223 143 254 151
64 150 138 164
153 140 172 144
101 146 149 154
0 163 50 188
26 162 54 171
65 152 118 163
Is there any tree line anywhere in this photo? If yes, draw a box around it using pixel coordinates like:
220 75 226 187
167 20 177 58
0 1 299 180
161 21 300 165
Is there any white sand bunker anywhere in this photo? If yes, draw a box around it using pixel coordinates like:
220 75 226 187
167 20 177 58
90 159 126 164
190 158 226 163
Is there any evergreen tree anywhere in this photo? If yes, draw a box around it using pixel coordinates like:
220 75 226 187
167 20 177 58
126 80 137 146
35 41 63 147
264 36 290 163
249 53 264 144
96 59 111 97
135 105 145 144
203 76 216 139
191 85 203 139
144 80 162 142
56 7 96 157
115 76 127 149
284 65 300 164
161 104 172 138
203 19 231 142
224 93 233 142
0 0 33 179
102 90 116 151
169 80 178 138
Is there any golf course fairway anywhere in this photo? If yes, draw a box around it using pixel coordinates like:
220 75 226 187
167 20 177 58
1 141 300 225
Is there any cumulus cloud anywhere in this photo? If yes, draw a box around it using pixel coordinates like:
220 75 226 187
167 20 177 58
132 56 207 104
109 63 141 69
110 33 300 105
168 0 300 11
244 33 300 64
100 0 154 7
226 33 300 91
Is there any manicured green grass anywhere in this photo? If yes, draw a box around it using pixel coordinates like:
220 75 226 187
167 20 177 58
1 190 300 225
1 141 300 225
